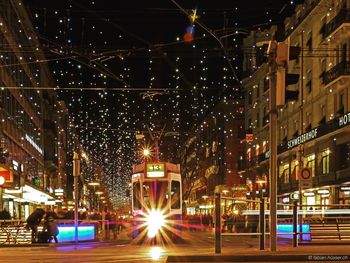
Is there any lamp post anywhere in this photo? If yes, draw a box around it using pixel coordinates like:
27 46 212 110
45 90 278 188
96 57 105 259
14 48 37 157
73 152 80 243
256 177 267 250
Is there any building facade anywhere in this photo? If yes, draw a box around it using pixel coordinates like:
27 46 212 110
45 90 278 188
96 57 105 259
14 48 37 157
242 0 350 208
0 0 58 218
181 99 245 215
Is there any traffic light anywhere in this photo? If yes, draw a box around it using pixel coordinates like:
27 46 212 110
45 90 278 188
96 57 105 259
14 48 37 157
276 41 301 107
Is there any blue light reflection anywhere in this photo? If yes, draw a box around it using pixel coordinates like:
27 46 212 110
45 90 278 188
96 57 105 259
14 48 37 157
56 225 95 243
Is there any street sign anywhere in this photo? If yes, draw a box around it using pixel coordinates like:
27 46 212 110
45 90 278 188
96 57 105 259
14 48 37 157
299 167 312 189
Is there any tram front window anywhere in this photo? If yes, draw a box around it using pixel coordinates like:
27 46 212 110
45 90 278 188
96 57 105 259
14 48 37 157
133 181 141 210
143 181 168 210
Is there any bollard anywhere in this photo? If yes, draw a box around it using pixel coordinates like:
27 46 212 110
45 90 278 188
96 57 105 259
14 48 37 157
293 201 298 247
214 193 221 254
259 196 265 250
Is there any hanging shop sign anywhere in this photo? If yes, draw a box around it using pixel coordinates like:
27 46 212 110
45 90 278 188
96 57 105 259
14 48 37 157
246 134 253 142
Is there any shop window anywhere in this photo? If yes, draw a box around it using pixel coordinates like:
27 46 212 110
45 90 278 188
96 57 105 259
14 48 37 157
305 154 316 177
321 149 330 175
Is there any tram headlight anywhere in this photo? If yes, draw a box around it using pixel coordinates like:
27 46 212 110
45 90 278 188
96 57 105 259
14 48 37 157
146 209 165 238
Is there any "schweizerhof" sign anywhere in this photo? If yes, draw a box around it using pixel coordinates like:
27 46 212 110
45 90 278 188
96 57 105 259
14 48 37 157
287 128 318 149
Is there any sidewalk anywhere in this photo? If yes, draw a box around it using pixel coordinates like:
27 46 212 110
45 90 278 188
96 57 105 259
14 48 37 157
0 238 131 248
167 245 350 262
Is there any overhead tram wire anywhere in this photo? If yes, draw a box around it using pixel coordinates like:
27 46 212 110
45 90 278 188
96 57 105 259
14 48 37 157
38 35 131 88
169 0 241 85
71 0 194 90
0 86 184 91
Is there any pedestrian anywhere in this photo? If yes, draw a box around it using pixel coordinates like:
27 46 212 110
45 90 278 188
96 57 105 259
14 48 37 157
43 215 59 243
0 209 11 220
26 208 45 242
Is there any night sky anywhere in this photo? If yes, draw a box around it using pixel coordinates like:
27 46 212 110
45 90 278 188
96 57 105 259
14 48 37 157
23 0 304 209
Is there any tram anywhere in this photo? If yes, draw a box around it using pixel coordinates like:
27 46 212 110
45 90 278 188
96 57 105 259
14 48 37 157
131 161 182 241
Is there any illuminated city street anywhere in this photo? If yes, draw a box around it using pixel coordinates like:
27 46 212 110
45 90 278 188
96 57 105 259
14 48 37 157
1 231 350 262
1 0 350 262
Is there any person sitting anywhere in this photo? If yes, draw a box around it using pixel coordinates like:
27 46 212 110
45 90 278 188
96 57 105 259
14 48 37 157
43 215 59 243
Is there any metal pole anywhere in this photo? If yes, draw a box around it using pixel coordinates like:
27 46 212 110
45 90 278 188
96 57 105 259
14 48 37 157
293 200 298 247
0 187 3 211
259 194 265 250
214 193 221 254
268 40 278 252
73 152 80 243
298 30 305 243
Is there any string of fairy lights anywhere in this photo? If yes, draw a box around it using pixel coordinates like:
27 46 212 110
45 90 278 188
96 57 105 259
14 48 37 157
15 0 302 210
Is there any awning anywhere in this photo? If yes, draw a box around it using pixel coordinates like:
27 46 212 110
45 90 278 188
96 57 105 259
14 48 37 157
4 184 55 204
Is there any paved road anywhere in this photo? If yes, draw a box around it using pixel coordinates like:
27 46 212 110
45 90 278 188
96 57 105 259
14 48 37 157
0 231 349 262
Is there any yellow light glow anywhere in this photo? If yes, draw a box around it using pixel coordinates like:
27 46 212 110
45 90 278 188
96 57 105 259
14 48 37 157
149 246 163 260
143 149 150 156
147 210 165 238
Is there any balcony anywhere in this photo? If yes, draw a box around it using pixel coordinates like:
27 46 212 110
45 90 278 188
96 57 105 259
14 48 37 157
324 8 350 41
323 61 350 87
336 167 350 182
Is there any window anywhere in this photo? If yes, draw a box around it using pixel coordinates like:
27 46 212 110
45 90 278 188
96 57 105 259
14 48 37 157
263 77 269 92
255 144 260 157
306 70 312 93
171 181 181 209
256 112 260 128
248 91 252 105
132 181 141 210
247 148 251 162
262 141 267 153
321 149 330 174
279 163 290 184
319 17 326 37
291 159 299 180
305 154 316 177
321 104 326 117
319 59 326 84
306 31 312 51
338 93 345 115
306 112 312 130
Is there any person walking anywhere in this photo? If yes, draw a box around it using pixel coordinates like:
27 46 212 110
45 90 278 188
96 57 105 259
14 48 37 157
26 208 45 243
